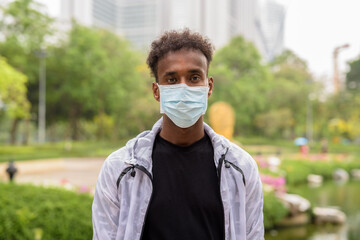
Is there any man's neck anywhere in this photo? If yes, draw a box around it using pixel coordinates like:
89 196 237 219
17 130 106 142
160 115 205 146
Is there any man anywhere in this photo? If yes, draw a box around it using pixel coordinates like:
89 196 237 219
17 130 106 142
92 29 264 240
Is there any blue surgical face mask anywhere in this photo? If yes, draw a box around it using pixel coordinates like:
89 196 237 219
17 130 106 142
158 83 209 128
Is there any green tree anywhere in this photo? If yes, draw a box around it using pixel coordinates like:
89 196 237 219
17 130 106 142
254 108 294 138
343 56 360 140
0 0 53 143
209 35 271 136
346 56 360 93
0 0 52 50
0 57 30 143
0 0 53 85
270 49 311 82
46 24 158 140
325 92 360 140
267 49 314 138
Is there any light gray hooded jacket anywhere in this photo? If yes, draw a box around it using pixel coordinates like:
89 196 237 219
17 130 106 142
92 118 264 240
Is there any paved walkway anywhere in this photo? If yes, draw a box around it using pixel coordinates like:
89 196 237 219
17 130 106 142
0 158 105 189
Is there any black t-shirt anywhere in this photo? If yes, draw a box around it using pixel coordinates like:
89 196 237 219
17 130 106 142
142 133 224 240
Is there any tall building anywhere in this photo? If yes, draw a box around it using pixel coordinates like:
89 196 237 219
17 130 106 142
59 0 285 60
92 0 118 31
60 0 92 27
257 0 286 61
117 0 159 48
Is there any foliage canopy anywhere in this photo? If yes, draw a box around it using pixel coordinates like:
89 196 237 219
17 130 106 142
0 57 30 120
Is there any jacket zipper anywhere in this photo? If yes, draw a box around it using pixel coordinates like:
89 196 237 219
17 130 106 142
224 160 246 186
116 164 153 188
117 166 133 188
217 148 228 240
116 164 153 240
133 165 153 240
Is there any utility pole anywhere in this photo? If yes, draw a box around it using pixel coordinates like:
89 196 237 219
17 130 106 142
36 49 47 143
333 44 350 94
306 80 314 144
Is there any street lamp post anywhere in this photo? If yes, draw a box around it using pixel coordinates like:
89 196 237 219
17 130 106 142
36 49 47 143
333 44 350 94
306 80 314 144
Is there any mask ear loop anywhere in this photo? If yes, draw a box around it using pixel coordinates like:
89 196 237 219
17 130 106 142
156 83 164 114
205 78 211 89
205 78 210 98
155 82 161 101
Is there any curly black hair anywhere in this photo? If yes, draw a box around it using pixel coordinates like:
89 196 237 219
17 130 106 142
147 29 214 81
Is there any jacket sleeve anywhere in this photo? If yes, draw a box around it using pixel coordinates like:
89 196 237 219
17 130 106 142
245 156 264 239
92 156 121 240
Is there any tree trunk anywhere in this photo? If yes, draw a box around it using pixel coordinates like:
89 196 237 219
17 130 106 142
69 107 80 141
71 120 79 140
97 108 105 140
9 118 20 145
22 118 30 145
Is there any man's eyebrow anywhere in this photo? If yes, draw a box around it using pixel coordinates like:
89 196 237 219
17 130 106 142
188 69 203 73
164 71 176 76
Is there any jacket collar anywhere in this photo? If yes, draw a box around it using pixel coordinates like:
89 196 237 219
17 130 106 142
125 117 230 173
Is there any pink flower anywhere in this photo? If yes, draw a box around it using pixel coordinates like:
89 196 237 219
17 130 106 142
260 174 286 193
60 179 69 185
79 185 90 193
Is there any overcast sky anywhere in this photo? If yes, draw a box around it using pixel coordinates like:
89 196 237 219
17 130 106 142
284 0 360 79
37 0 360 79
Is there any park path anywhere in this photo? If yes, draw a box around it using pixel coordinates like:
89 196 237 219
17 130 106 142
0 158 105 189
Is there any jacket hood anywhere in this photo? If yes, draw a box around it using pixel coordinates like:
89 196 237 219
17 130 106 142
123 117 230 174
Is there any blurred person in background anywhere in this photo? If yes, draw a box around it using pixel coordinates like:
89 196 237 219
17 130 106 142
92 29 264 240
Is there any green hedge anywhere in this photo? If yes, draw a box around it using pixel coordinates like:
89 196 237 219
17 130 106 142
0 140 126 162
263 191 288 229
282 159 360 186
0 183 290 236
0 183 93 240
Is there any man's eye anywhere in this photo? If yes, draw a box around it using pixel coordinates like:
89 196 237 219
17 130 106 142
167 78 176 83
190 76 201 82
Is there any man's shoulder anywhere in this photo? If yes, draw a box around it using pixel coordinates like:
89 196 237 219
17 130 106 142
224 140 259 177
106 146 130 163
99 146 130 179
227 141 253 162
103 129 154 166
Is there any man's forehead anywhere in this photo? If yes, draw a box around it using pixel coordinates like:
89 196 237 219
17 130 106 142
158 49 207 69
162 48 206 60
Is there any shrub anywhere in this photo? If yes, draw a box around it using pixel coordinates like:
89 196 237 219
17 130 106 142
0 183 93 239
263 191 288 229
281 159 360 186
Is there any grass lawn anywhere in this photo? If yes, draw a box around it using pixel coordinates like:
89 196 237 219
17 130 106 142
1 136 359 163
0 140 127 163
237 136 360 157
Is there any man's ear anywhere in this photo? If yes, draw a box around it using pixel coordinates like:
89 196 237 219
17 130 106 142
152 82 160 102
208 77 214 97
